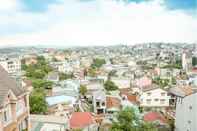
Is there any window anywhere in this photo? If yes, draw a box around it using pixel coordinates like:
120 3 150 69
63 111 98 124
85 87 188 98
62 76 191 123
161 92 166 96
3 105 11 123
16 98 26 116
160 99 165 104
147 92 151 96
3 111 8 122
102 102 105 106
96 102 100 107
154 98 159 102
146 99 151 104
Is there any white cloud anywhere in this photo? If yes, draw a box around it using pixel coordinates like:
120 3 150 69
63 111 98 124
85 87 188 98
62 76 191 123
0 0 18 11
0 0 196 47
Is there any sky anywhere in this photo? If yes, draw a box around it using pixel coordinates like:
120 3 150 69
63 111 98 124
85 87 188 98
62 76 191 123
0 0 196 47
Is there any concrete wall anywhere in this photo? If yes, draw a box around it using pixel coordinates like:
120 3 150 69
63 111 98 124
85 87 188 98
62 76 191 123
175 93 197 131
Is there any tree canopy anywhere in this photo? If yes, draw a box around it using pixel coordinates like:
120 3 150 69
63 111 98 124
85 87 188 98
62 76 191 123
91 58 106 69
110 107 157 131
79 85 88 96
192 57 197 67
104 80 118 91
29 88 48 114
59 72 74 80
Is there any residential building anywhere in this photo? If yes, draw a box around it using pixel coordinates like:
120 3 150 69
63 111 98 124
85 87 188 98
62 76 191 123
0 66 30 131
30 115 69 131
93 90 106 114
0 57 21 74
139 86 170 108
171 86 195 131
47 72 59 83
69 112 98 131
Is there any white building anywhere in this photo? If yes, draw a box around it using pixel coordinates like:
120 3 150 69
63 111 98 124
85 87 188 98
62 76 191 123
0 57 21 74
139 86 170 108
93 90 106 114
182 52 187 71
174 88 195 131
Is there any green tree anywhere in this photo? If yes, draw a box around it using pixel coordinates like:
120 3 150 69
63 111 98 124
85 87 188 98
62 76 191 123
30 88 48 114
32 79 53 89
59 73 74 80
104 80 118 91
192 57 197 67
110 107 157 131
91 58 106 69
79 85 87 96
88 67 97 77
108 70 117 80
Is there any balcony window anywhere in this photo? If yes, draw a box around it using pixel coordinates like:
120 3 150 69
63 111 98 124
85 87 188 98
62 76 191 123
3 105 12 124
16 98 26 116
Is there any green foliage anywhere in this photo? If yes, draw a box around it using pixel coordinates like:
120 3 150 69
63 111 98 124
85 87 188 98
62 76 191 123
162 59 182 69
91 58 106 69
59 73 74 80
24 56 53 79
153 77 170 88
32 79 53 89
88 67 97 77
30 88 48 114
110 107 157 131
21 64 28 70
108 70 117 80
79 85 87 96
171 77 176 85
104 80 118 91
168 119 175 131
192 57 197 67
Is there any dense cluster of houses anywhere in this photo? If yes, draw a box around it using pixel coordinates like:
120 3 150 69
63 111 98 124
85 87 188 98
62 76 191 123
0 44 197 131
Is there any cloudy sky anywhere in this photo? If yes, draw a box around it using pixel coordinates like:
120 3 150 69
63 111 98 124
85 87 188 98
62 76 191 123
0 0 196 47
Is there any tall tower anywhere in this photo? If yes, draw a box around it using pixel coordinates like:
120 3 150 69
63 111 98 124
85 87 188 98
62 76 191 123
182 51 187 71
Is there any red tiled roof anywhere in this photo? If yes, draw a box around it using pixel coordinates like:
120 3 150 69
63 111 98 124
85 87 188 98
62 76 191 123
120 88 137 103
143 112 166 124
70 112 94 129
106 97 121 109
127 94 137 103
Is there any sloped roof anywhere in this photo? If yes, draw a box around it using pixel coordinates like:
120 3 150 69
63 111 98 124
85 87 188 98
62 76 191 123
143 112 167 125
0 66 24 106
168 86 193 97
106 97 121 109
70 112 94 129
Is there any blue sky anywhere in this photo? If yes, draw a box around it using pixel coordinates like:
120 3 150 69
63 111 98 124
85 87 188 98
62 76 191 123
0 0 196 47
21 0 196 12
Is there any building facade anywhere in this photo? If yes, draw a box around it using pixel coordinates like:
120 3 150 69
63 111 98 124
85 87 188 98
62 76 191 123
175 92 197 131
0 58 21 74
0 66 30 131
139 88 170 108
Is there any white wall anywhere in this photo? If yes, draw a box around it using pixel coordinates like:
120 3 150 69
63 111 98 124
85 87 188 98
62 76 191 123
140 88 170 107
175 93 197 131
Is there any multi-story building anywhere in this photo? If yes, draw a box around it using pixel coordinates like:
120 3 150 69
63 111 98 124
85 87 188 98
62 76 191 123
0 66 30 131
0 57 21 74
93 90 106 114
174 88 196 131
139 86 170 108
